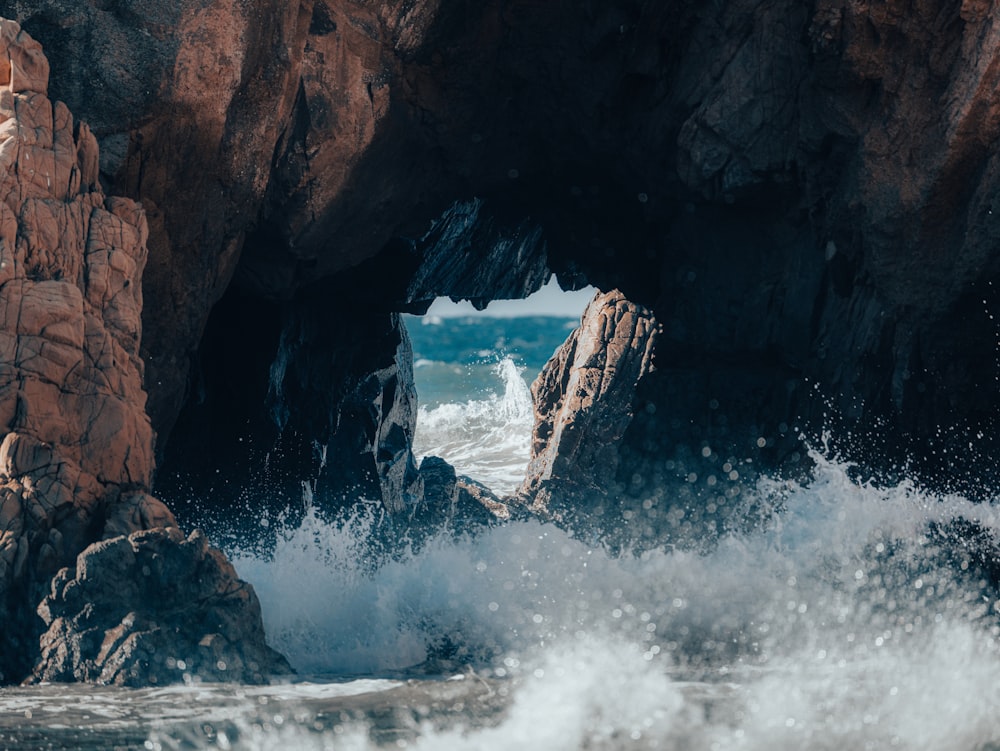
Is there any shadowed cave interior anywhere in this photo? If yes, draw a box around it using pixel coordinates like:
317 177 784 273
153 194 814 554
154 184 1000 553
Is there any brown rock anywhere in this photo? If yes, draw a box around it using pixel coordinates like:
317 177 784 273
33 527 289 686
456 477 511 524
0 20 281 686
517 290 659 520
0 22 47 95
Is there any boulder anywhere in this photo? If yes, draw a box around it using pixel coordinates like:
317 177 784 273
33 527 289 686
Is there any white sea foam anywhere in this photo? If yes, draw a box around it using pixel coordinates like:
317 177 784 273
224 451 1000 749
412 355 533 495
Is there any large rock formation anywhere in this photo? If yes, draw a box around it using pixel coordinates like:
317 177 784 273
3 0 995 502
0 20 284 686
1 0 1000 683
51 0 996 500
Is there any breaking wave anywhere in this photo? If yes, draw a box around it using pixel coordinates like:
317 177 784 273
223 450 1000 749
412 355 534 496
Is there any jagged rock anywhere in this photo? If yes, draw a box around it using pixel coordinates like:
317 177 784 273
0 20 280 686
417 455 458 509
517 290 658 522
0 18 158 681
455 477 511 524
404 199 551 311
32 527 289 686
0 22 48 95
409 456 511 532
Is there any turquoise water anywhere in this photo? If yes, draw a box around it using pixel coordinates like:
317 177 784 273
404 314 579 495
403 314 579 407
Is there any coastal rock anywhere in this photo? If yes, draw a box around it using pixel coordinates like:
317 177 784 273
455 478 511 524
0 18 157 681
0 21 47 95
401 458 510 545
0 0 999 686
0 21 279 686
33 527 289 686
517 291 658 523
4 0 1000 497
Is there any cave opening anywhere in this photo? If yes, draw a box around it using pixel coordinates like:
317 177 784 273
403 279 596 498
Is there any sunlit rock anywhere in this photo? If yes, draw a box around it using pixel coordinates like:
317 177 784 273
0 20 279 686
516 290 659 523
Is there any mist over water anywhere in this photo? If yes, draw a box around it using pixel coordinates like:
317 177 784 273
218 314 1000 748
226 450 1000 749
412 355 533 495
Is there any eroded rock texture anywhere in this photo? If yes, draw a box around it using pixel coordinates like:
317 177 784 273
1 0 999 664
0 21 282 686
34 527 286 686
516 291 659 525
0 19 155 680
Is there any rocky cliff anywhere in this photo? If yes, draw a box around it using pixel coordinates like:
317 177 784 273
1 0 1000 683
5 0 995 501
0 20 285 686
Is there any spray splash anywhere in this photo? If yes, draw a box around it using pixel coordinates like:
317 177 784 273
218 451 1000 748
412 355 533 495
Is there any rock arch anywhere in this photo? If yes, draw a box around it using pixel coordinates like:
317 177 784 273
3 0 1000 685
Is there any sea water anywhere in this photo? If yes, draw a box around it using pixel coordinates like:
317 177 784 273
5 314 1000 749
406 314 568 495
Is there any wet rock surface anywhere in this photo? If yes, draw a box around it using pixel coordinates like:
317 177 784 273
0 20 279 686
33 527 289 686
158 283 424 520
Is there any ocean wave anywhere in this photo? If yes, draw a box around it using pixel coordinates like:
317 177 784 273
412 356 533 496
222 451 1000 749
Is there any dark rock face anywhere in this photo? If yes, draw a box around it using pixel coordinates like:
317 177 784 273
158 280 424 518
405 199 552 310
404 457 511 543
33 527 288 686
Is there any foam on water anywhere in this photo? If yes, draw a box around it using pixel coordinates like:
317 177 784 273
411 355 533 495
224 450 1000 749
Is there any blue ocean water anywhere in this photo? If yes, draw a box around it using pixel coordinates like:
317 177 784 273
404 314 579 407
404 314 580 495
